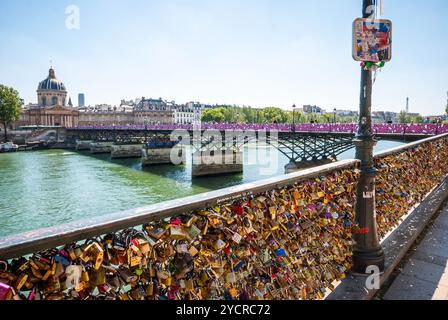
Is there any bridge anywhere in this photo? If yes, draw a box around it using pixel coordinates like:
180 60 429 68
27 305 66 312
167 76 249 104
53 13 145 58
59 123 446 175
0 133 447 300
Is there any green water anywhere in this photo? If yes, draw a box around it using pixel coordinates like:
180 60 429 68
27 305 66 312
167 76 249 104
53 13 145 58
0 140 404 237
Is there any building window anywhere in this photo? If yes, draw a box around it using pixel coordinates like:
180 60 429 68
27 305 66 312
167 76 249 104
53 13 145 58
52 96 58 106
42 97 46 106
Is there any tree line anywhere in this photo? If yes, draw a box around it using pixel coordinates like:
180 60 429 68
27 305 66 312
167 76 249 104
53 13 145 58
201 105 358 124
0 84 22 141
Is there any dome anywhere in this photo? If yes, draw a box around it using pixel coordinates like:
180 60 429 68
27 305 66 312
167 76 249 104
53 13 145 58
37 68 67 91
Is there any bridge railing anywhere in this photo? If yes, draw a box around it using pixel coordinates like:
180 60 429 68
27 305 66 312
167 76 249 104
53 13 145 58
68 123 448 135
373 133 448 239
0 134 447 300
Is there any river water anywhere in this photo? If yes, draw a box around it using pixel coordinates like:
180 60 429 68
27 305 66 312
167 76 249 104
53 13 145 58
0 140 404 237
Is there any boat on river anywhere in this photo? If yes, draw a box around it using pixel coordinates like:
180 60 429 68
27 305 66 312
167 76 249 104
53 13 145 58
0 142 19 153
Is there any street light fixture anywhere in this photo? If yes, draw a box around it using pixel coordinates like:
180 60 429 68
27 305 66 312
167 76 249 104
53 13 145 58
292 104 296 132
352 0 385 274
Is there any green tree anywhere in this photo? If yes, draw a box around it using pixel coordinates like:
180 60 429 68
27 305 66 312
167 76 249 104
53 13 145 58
201 108 225 123
446 102 448 116
288 110 305 124
398 111 410 124
223 107 235 122
322 113 333 123
262 107 288 123
413 115 424 124
241 106 254 123
306 113 320 123
0 84 22 141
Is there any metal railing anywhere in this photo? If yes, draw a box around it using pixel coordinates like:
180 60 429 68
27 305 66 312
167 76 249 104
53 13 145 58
0 160 358 260
1 134 447 261
374 133 448 159
0 133 447 300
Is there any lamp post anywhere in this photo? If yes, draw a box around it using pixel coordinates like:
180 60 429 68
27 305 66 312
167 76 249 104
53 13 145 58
352 0 385 274
145 120 148 143
333 108 337 124
292 104 296 132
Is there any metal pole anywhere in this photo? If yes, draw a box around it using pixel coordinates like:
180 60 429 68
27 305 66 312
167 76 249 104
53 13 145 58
352 0 385 274
292 104 296 132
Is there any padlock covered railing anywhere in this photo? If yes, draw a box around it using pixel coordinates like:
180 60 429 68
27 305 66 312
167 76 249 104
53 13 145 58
0 134 447 300
374 133 448 239
0 159 362 300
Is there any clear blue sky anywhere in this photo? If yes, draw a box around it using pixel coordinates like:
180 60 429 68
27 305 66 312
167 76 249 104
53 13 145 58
0 0 447 115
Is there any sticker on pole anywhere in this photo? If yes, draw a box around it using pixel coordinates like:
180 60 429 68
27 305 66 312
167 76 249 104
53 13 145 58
352 18 392 62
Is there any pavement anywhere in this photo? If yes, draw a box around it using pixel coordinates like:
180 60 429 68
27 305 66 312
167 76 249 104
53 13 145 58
383 203 448 300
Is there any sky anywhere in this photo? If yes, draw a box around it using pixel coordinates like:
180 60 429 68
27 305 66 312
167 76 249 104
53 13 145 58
0 0 447 116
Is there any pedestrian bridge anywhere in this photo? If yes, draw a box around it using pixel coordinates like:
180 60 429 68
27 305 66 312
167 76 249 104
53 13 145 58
0 133 447 300
58 123 447 175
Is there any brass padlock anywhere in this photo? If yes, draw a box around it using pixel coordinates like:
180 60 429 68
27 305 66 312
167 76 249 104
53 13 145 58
15 273 28 291
137 239 151 256
146 282 154 296
80 242 104 270
118 268 138 283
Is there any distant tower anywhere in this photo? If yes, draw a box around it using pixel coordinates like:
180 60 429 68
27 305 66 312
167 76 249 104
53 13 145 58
78 93 85 107
68 97 73 107
406 97 409 113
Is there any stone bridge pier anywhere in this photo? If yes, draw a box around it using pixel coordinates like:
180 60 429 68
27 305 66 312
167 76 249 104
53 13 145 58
142 145 186 166
75 140 93 151
192 150 243 177
110 144 144 159
89 141 114 154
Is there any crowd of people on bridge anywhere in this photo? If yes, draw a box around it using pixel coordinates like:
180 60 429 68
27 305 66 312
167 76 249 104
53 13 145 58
72 123 448 135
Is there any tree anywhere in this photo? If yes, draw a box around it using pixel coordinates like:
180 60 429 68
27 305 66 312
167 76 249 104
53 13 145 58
398 111 410 124
0 84 22 142
288 110 304 124
446 102 448 116
322 113 333 123
306 113 320 123
262 107 288 123
413 115 424 124
201 108 225 123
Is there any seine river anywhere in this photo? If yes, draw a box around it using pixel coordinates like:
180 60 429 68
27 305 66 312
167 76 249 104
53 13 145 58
0 140 404 237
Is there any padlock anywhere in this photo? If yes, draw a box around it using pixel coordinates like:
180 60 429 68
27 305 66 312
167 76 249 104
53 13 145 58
185 279 194 292
15 273 28 291
188 246 199 257
80 242 104 270
188 224 201 239
170 226 189 240
137 239 151 256
130 286 145 300
145 226 167 240
118 268 138 283
0 282 13 300
45 293 65 300
81 269 90 282
42 269 52 281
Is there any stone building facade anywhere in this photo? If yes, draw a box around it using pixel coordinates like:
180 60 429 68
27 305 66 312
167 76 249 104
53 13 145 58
14 69 207 128
15 68 79 128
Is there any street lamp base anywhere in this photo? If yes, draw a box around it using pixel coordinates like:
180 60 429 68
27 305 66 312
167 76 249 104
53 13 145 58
352 247 385 274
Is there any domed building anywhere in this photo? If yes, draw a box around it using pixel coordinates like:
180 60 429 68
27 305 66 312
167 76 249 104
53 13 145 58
37 68 67 107
17 67 79 128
